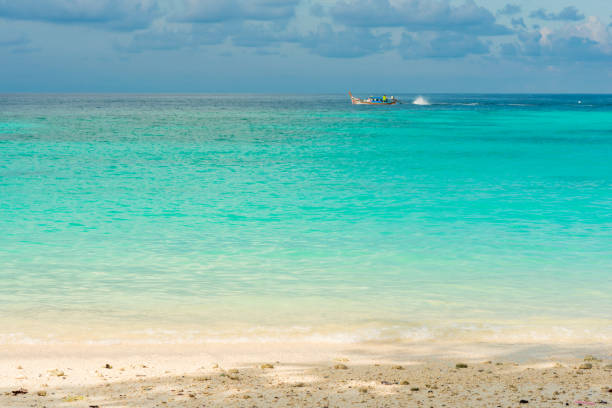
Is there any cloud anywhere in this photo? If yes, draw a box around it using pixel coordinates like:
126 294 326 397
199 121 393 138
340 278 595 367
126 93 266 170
309 3 325 18
300 23 391 57
502 17 612 61
117 19 303 53
230 23 300 47
499 42 518 57
497 4 521 16
174 0 300 23
11 46 41 54
115 23 232 53
330 0 511 35
399 31 489 58
0 34 30 47
529 6 584 22
511 17 526 29
0 0 159 31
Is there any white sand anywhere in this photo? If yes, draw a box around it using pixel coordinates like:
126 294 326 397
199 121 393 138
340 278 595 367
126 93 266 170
1 341 611 407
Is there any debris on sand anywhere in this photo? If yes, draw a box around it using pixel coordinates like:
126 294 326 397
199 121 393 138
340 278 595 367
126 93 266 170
11 388 28 396
63 395 85 402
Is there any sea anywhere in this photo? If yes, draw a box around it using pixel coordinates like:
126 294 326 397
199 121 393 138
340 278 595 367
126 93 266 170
1 94 611 345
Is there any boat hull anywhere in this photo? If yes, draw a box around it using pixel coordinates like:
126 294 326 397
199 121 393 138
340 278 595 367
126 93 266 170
349 91 397 105
351 98 397 105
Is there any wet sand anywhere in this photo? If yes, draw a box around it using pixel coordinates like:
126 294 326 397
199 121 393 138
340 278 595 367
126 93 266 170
1 342 611 407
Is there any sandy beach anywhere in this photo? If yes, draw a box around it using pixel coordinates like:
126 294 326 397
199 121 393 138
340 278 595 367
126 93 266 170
2 342 611 407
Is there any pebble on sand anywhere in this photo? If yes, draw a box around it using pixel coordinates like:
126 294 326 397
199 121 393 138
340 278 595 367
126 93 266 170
63 395 84 402
261 363 274 369
333 364 348 370
392 365 404 370
456 363 468 369
104 364 112 369
48 369 65 377
37 391 47 397
578 363 593 370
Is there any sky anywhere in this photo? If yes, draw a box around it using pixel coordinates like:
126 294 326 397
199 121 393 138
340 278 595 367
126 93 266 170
1 0 611 93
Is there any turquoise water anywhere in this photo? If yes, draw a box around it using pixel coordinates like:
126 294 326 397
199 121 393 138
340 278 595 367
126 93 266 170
1 94 611 344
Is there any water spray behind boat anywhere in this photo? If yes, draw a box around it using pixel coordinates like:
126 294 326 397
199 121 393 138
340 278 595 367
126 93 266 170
412 96 430 105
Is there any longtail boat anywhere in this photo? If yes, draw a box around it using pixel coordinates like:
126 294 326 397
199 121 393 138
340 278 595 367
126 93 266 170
349 91 398 105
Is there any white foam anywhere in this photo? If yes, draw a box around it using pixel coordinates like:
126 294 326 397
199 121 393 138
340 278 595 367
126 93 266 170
412 96 430 105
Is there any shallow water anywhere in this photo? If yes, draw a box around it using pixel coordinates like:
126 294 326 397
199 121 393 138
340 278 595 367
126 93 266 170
1 94 611 344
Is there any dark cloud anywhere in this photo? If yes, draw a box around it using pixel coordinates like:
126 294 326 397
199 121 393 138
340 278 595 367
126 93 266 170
497 4 521 16
330 0 511 35
513 30 544 56
0 0 299 29
300 24 391 57
529 6 584 21
0 0 158 31
511 17 526 29
174 0 300 23
399 32 489 58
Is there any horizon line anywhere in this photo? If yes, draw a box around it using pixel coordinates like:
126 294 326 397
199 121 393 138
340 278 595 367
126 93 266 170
2 92 612 96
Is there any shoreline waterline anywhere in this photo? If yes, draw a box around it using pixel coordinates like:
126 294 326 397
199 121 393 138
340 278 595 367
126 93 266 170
2 315 611 348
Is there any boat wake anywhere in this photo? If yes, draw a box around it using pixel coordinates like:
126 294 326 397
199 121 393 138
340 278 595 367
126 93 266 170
412 96 430 105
